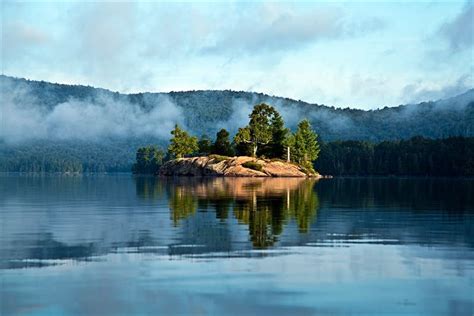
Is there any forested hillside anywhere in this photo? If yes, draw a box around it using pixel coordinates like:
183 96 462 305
1 75 473 172
315 137 474 177
2 75 473 141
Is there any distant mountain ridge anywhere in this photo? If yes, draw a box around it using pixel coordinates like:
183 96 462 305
1 75 473 172
2 75 473 142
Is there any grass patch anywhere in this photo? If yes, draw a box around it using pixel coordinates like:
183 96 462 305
208 154 229 163
242 161 263 172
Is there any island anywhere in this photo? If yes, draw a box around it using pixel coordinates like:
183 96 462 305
159 155 320 177
133 103 322 177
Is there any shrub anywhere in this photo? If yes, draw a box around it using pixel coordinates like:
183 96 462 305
208 154 229 163
299 162 316 176
242 161 263 172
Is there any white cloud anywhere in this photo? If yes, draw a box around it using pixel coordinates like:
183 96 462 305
401 73 473 104
1 1 471 109
201 4 385 55
0 80 185 143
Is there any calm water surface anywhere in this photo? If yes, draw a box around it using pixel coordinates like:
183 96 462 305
1 174 473 315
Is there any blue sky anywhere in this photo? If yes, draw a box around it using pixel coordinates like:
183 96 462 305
1 0 473 109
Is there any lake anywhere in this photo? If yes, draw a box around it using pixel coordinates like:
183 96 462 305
1 174 473 315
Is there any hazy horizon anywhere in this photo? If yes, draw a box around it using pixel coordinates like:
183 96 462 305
2 74 473 111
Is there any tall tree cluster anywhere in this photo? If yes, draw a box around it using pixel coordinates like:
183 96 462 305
233 103 320 168
134 103 321 173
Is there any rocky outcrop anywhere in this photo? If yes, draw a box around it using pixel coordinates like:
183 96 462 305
159 156 320 177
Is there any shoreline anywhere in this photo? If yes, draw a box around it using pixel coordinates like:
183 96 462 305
158 156 319 178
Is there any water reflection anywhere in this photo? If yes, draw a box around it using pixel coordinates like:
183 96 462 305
317 177 474 212
136 177 319 248
2 175 473 315
1 175 473 269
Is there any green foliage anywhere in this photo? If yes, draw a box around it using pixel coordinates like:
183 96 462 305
234 127 252 156
233 103 291 158
291 119 320 170
208 154 229 163
3 76 473 148
287 180 319 233
3 75 472 175
198 135 213 155
168 186 197 227
213 129 234 156
234 139 253 157
242 161 264 172
132 146 165 174
0 139 157 173
168 124 199 158
232 179 319 248
248 104 275 153
262 111 289 159
314 136 474 176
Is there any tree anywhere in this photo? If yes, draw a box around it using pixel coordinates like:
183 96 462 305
213 128 234 156
234 130 253 156
132 146 165 174
292 119 320 169
168 124 198 158
198 134 212 155
234 103 280 157
267 112 289 159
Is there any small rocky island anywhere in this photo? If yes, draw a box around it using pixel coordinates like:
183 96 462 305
159 156 320 177
133 103 322 177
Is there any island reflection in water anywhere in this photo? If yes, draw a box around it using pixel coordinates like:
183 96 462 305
137 177 319 248
1 174 473 315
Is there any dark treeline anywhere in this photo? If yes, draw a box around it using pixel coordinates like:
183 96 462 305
3 136 473 177
0 139 160 173
315 136 474 177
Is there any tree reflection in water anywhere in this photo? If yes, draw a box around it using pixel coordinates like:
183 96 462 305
168 186 198 226
134 176 165 200
135 177 320 248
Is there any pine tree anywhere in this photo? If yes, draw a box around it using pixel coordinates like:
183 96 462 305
267 112 289 159
198 135 213 155
292 119 320 170
168 124 198 158
213 129 234 156
132 146 164 174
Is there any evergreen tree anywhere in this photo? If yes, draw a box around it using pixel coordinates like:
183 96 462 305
292 119 320 169
213 128 234 156
132 146 165 174
267 112 289 158
168 124 198 158
234 135 253 156
198 134 213 155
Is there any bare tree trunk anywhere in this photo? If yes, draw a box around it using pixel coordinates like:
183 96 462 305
253 145 258 157
287 146 290 162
